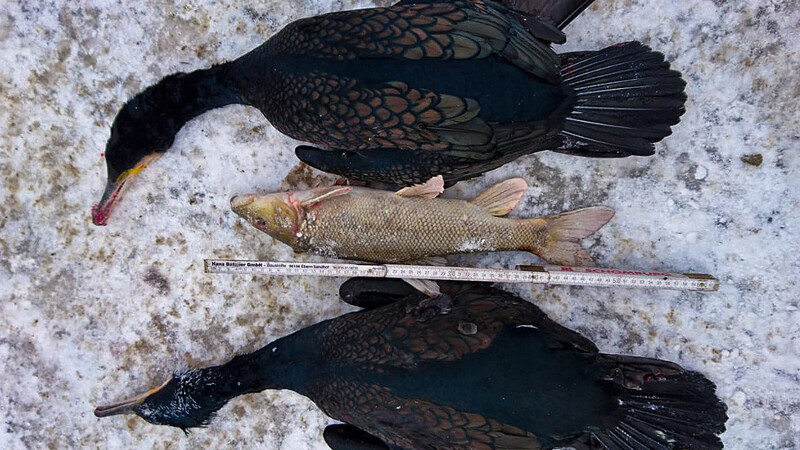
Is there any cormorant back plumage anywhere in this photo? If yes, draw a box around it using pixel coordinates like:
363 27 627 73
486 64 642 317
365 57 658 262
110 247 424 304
93 0 687 225
95 282 726 449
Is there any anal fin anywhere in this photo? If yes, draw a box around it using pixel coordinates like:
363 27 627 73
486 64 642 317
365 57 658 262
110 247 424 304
401 256 447 296
411 256 447 266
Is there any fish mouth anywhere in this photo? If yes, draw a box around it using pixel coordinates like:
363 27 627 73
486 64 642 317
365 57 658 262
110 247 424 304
230 194 257 212
94 377 172 418
230 194 271 231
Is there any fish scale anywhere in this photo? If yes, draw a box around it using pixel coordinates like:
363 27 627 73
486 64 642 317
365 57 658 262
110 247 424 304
297 188 541 263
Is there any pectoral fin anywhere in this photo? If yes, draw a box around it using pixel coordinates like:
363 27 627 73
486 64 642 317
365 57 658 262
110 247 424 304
403 278 442 297
470 178 528 216
395 175 445 199
299 186 353 207
400 256 447 296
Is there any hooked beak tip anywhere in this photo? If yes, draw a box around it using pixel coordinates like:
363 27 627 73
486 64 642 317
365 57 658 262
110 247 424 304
91 203 109 226
93 405 114 417
92 184 115 226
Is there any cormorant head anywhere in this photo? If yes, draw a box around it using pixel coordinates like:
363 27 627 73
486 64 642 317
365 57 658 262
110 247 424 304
94 370 226 430
91 88 177 226
92 64 235 225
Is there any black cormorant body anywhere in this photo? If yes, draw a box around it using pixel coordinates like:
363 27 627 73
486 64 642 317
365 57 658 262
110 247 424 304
95 281 726 449
93 0 687 225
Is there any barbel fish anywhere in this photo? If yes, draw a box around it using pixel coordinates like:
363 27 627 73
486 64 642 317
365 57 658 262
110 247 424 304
231 177 614 270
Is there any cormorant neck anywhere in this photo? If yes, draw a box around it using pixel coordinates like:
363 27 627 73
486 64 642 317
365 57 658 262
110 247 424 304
145 326 322 428
188 333 316 406
129 63 240 147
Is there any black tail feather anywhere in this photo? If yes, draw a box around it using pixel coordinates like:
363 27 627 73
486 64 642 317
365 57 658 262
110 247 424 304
576 356 727 450
558 42 687 157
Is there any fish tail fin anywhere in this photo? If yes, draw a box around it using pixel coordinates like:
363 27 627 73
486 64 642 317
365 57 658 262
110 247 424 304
558 42 687 157
572 355 727 449
530 206 614 266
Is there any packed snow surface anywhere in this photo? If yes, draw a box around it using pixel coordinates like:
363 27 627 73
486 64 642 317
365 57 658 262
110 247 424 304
1 0 798 448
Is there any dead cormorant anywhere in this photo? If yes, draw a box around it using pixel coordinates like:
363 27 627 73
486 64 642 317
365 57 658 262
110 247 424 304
95 280 726 449
92 0 686 225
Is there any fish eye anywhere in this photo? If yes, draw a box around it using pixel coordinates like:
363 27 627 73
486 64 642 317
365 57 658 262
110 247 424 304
255 218 267 228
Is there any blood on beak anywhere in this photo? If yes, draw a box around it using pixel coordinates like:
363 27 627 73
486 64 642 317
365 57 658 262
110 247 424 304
91 153 161 226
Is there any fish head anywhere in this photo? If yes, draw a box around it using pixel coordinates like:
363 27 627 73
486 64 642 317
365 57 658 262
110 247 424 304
231 185 353 246
230 191 306 245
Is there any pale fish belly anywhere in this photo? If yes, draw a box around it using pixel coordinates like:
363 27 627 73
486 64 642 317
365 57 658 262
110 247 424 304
295 189 540 262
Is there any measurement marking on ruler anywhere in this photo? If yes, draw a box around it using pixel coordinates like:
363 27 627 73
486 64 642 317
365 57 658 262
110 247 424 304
204 260 718 292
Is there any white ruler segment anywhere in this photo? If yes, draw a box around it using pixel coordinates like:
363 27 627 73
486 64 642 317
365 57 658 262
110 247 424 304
204 260 718 292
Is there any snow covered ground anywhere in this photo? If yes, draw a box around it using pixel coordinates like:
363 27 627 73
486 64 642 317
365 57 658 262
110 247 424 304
1 0 798 448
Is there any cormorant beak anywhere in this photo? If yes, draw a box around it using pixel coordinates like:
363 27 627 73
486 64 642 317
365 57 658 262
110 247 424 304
91 178 125 227
94 377 172 418
92 153 162 226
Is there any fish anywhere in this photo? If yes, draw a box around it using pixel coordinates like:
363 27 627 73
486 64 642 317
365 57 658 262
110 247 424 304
231 176 614 268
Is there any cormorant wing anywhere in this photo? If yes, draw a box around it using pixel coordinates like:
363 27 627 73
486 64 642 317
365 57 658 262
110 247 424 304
313 283 603 448
282 77 494 159
319 378 542 449
321 281 596 367
438 282 599 353
270 2 560 83
391 0 593 36
501 0 595 29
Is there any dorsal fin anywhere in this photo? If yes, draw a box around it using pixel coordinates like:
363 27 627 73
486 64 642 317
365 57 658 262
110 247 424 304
470 178 528 216
299 186 352 207
396 176 445 199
